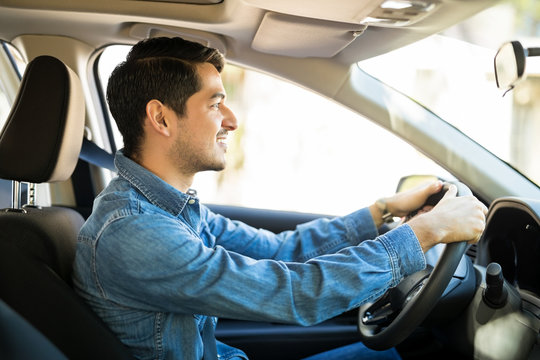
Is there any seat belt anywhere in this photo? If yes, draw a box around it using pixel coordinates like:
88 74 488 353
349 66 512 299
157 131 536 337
79 138 116 172
202 316 218 360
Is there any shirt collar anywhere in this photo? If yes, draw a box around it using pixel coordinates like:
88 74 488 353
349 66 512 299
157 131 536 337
114 150 197 217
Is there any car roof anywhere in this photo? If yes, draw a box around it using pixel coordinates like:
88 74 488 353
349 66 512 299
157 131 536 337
0 0 497 65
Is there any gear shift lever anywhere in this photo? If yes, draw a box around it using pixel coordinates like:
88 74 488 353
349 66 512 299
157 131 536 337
483 262 508 308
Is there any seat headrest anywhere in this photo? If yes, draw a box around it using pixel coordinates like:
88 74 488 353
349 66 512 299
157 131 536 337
0 55 85 183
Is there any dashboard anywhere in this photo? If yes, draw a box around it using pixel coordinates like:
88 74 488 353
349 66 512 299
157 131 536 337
476 197 540 298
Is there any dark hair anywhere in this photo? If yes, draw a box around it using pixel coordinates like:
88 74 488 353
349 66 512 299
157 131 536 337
106 37 225 159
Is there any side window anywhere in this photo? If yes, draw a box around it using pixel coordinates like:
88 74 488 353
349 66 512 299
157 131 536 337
0 44 22 130
96 45 131 149
0 43 25 208
98 45 451 215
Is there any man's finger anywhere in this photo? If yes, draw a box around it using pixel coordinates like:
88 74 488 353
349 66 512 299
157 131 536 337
442 183 457 199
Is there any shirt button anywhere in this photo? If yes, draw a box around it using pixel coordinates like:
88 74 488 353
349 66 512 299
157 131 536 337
188 199 196 205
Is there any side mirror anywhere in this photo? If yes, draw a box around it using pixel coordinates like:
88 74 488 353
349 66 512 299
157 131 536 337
396 174 442 192
494 41 540 94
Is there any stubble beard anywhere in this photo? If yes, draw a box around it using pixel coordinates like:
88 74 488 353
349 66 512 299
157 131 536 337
170 136 226 175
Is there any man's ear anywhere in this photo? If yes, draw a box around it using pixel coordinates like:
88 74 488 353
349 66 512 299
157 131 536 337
145 99 171 136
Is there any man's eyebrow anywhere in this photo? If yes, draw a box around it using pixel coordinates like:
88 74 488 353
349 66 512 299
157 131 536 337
210 92 226 100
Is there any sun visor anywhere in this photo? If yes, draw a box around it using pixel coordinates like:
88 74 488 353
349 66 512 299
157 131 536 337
251 12 367 58
130 24 227 55
245 0 383 24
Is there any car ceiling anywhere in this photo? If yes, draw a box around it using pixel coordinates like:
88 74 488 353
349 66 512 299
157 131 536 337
0 0 499 65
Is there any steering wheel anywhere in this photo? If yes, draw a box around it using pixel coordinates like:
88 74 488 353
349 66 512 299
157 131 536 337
357 181 472 350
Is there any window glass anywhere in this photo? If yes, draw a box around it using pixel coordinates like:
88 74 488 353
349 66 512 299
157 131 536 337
0 64 12 208
97 45 131 147
98 45 451 215
0 86 10 128
0 43 25 129
0 42 25 208
358 1 540 187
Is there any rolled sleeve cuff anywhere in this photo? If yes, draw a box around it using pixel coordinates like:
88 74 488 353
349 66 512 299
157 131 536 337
379 224 426 280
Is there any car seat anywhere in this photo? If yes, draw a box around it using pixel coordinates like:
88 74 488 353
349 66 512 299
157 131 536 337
0 55 133 359
0 298 68 360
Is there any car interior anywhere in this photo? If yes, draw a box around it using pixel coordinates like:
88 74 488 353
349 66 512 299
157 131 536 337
0 0 539 359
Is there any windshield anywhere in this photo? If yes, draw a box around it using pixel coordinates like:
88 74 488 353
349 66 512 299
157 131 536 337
358 0 540 187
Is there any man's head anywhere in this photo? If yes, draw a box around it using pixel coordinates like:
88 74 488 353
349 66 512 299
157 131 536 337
106 37 225 160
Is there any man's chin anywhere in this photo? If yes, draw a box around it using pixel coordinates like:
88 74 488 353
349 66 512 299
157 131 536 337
201 162 226 173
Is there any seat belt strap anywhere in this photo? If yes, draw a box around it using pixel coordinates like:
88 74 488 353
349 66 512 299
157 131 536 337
79 138 116 172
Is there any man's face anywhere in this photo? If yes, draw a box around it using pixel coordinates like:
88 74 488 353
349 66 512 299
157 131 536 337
169 62 237 174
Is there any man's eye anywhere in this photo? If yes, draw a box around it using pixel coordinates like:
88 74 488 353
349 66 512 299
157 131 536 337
211 103 220 109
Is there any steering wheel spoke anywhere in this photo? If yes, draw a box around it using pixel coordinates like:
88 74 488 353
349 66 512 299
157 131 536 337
362 266 433 327
362 291 396 327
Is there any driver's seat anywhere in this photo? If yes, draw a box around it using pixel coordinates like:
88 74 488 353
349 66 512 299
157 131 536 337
0 55 133 359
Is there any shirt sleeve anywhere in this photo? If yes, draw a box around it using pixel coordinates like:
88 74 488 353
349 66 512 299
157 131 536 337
203 206 381 262
95 210 426 327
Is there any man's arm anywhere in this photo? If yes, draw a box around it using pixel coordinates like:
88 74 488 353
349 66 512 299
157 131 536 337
203 205 380 262
93 212 424 326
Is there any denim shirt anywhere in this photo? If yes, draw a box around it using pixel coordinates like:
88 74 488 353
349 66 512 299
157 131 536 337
73 151 426 360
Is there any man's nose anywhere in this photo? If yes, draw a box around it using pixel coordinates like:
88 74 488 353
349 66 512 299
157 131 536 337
222 104 238 131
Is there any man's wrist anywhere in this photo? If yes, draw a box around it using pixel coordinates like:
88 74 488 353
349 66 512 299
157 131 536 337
370 198 393 228
376 198 394 223
407 214 443 253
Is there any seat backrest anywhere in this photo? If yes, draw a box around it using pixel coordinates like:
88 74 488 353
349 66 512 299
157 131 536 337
0 298 68 360
0 55 133 359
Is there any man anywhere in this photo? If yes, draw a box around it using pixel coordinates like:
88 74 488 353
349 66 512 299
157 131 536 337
73 37 487 360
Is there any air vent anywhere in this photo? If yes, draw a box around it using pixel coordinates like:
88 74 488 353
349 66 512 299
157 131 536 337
466 243 477 261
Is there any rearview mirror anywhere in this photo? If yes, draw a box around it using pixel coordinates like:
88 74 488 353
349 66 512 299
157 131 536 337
494 41 525 92
494 41 540 95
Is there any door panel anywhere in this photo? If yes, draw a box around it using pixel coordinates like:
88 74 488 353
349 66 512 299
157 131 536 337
207 204 360 359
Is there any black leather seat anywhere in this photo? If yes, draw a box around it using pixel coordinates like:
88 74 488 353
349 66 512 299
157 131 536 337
0 55 133 359
0 298 68 360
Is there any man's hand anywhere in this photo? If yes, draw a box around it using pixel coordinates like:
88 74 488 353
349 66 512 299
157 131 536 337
369 180 444 227
407 184 488 252
385 180 445 217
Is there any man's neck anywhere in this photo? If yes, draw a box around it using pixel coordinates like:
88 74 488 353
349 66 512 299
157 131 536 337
136 154 194 194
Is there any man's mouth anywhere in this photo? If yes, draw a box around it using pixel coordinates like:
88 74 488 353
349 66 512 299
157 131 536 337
217 129 228 145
